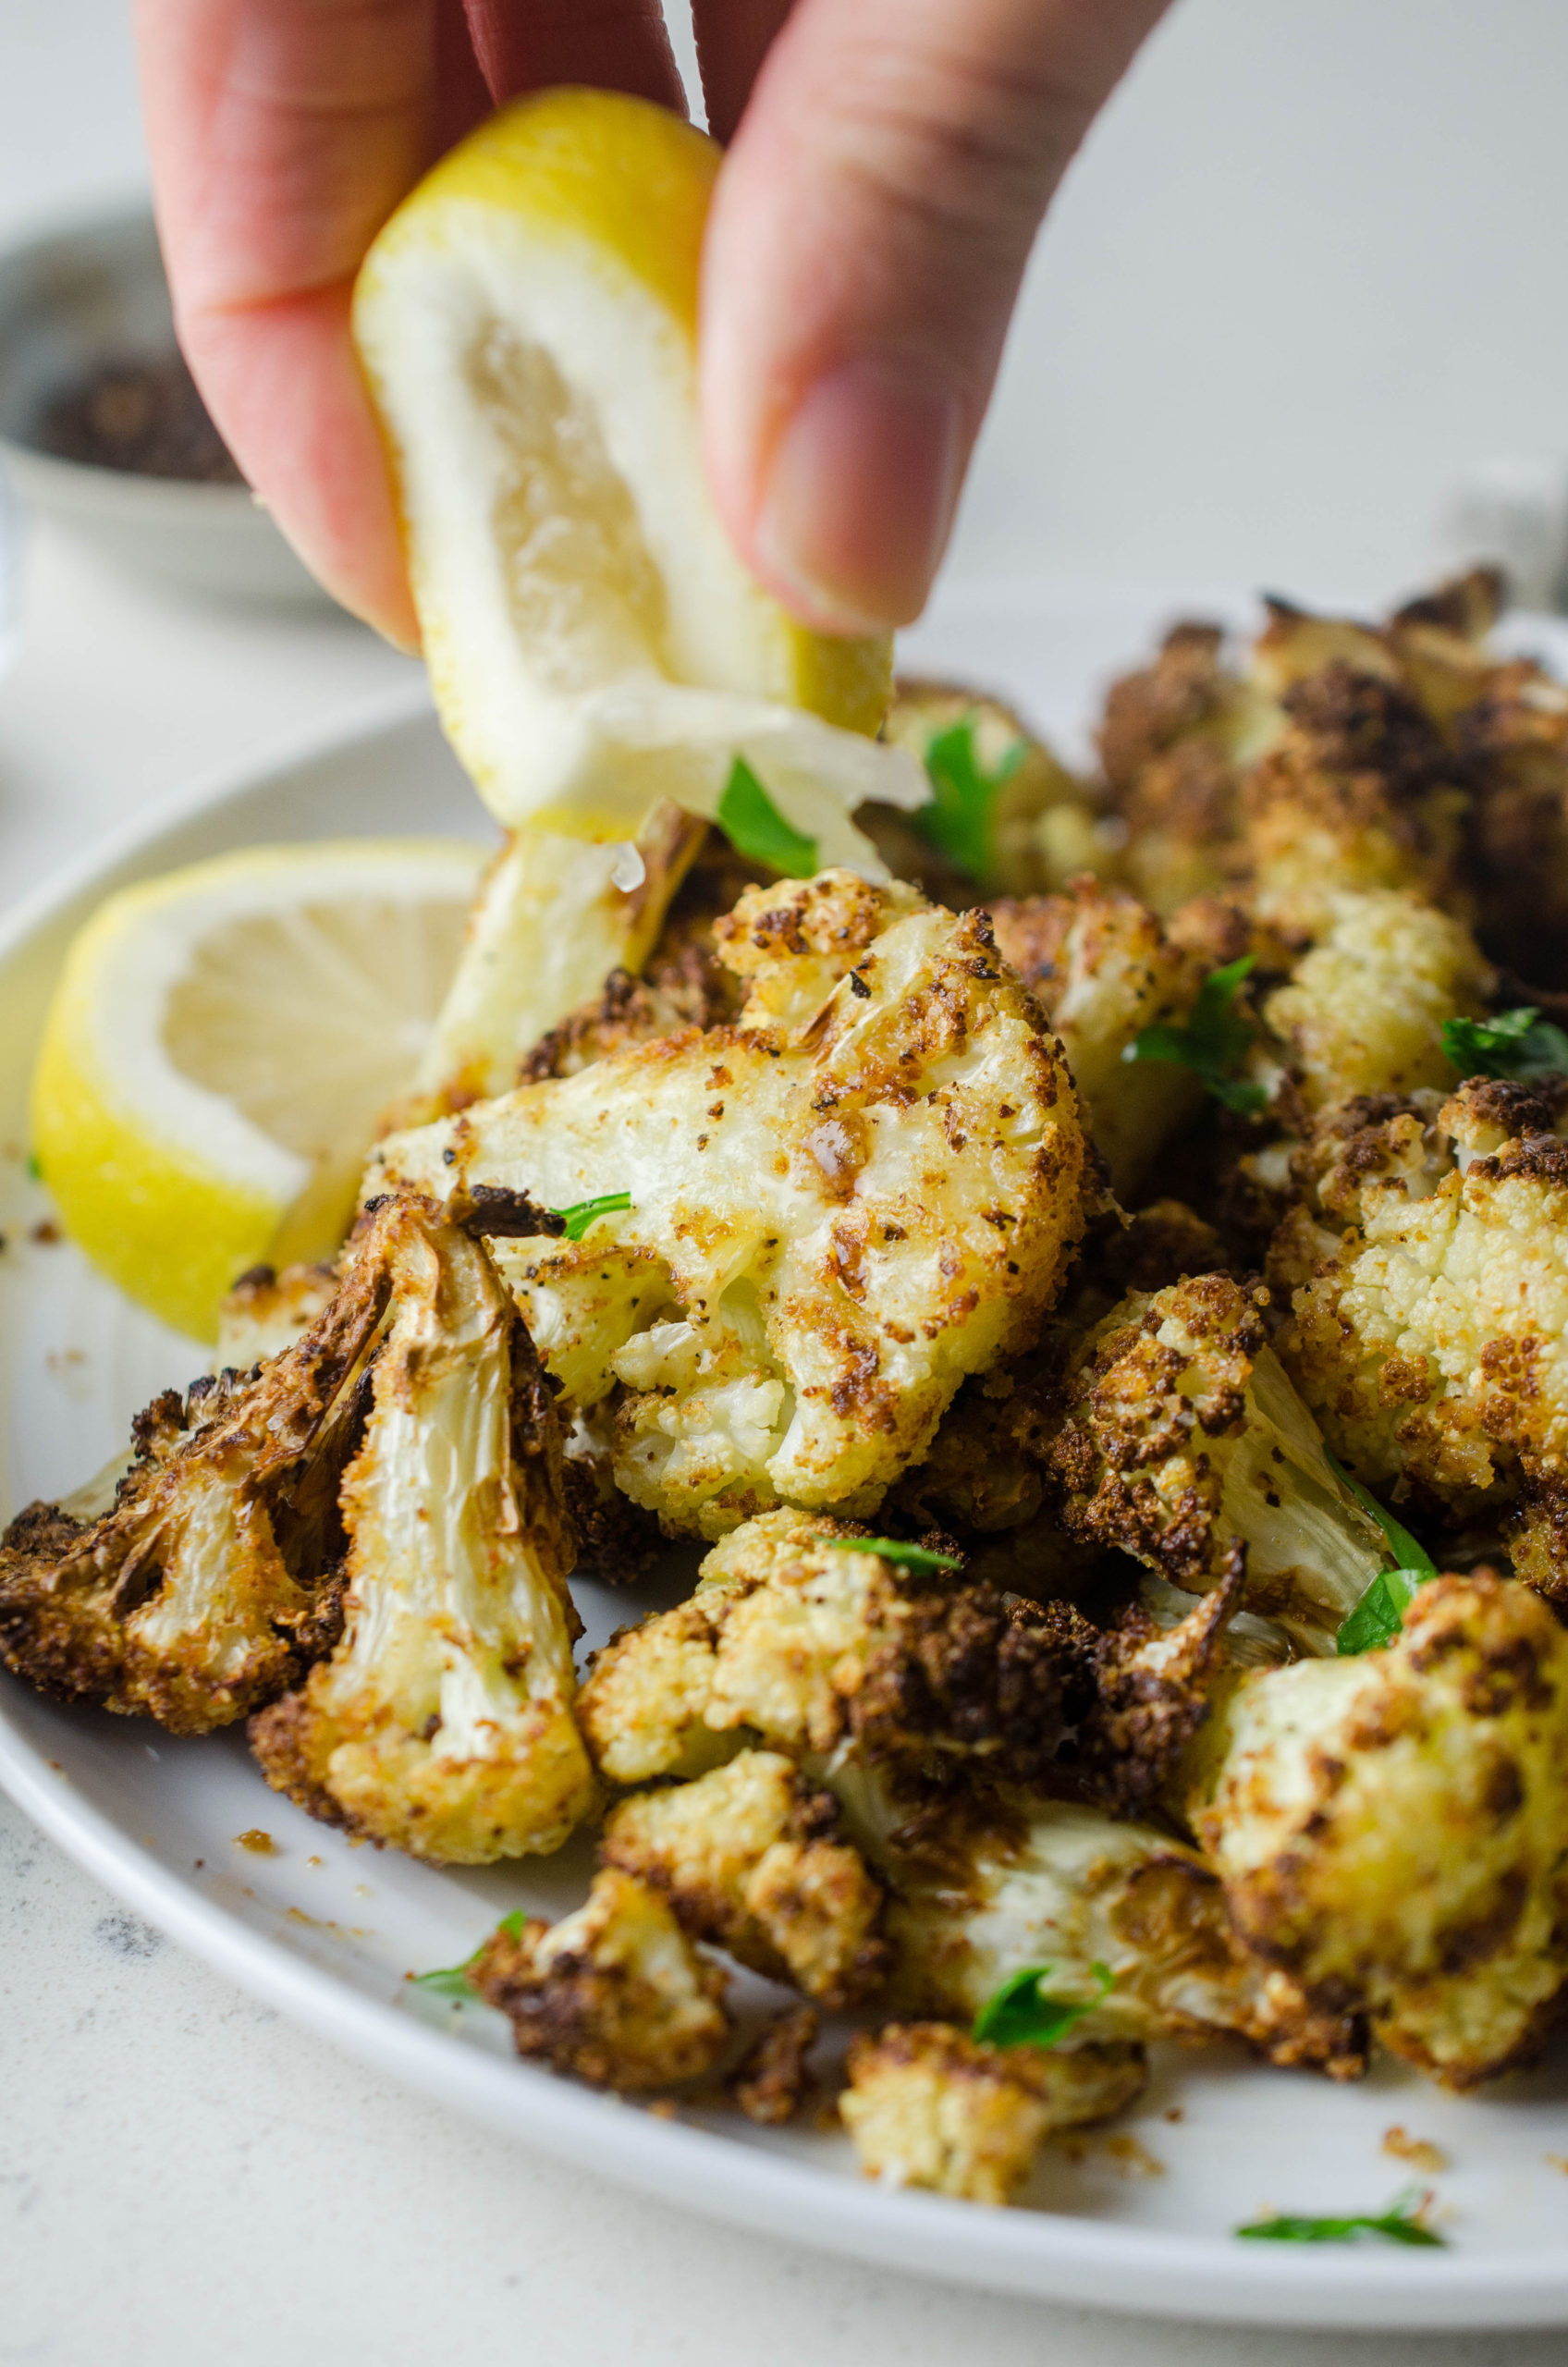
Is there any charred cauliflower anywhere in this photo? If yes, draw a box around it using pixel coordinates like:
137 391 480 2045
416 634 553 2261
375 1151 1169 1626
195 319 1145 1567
1040 1271 1387 1645
835 1774 1363 2075
368 870 1093 1539
600 1748 888 2007
468 1866 730 2090
1192 1572 1568 2088
0 1217 395 1732
250 1196 594 1863
840 2020 1146 2204
1271 1078 1568 1528
580 1511 1096 1790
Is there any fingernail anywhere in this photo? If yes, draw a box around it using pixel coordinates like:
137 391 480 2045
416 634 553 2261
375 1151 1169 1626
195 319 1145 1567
754 358 964 633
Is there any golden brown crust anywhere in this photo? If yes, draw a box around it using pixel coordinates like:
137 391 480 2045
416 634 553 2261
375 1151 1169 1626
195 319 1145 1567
728 2003 819 2125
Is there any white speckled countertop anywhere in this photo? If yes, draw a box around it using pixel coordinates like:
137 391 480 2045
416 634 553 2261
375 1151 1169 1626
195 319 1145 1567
7 6 1568 2361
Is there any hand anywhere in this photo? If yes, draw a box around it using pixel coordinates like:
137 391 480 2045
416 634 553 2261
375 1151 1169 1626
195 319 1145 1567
135 0 1170 645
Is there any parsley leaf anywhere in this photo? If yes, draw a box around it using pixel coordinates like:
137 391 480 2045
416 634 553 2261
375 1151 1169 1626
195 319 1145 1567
911 713 1027 884
1442 1006 1568 1082
410 1907 528 1999
1327 1447 1436 1656
1122 955 1268 1116
550 1192 632 1243
973 1960 1113 2050
827 1537 962 1576
1237 2188 1443 2248
717 756 819 877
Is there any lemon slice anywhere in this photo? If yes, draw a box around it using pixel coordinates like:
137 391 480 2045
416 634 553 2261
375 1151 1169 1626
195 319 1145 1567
31 839 485 1341
353 86 925 865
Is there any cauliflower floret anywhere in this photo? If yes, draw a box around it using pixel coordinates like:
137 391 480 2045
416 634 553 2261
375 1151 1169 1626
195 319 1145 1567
599 1748 888 2007
839 2021 1146 2205
1039 1272 1387 1647
406 803 707 1116
467 1866 730 2091
987 882 1207 1196
729 2002 820 2124
214 1259 338 1371
876 679 1115 900
0 1217 394 1734
250 1197 594 1863
1243 662 1471 937
580 1512 1097 1790
1190 1572 1568 2088
1462 658 1568 987
1271 1078 1568 1514
368 870 1093 1539
1257 890 1491 1114
1096 622 1268 914
829 1772 1362 2075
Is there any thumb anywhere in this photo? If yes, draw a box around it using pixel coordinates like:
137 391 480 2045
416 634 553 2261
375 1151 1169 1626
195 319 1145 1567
700 0 1170 633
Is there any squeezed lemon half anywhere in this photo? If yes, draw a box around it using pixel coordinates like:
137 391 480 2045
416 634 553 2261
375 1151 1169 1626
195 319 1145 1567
352 85 923 861
31 839 484 1340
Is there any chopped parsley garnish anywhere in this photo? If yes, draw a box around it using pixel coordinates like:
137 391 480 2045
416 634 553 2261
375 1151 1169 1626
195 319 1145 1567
25 1151 41 1182
410 1908 527 1999
1236 2188 1443 2248
1442 1006 1568 1082
717 755 819 877
1327 1447 1436 1656
550 1192 632 1243
973 1960 1113 2050
1122 955 1268 1117
827 1537 962 1575
911 712 1027 884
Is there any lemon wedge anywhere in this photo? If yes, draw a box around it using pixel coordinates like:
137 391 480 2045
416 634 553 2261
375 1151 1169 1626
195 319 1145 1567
31 839 485 1341
353 86 925 864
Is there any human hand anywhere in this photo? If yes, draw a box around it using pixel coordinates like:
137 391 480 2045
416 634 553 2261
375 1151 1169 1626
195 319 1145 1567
135 0 1170 645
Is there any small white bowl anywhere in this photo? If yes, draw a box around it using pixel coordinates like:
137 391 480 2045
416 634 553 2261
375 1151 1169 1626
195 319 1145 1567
0 205 334 609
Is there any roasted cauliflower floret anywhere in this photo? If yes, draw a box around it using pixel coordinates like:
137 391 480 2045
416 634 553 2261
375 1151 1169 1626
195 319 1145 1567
1191 1572 1568 2088
1040 1272 1386 1645
840 2020 1146 2205
0 1223 393 1733
1257 890 1491 1114
878 679 1114 900
1271 1078 1568 1518
369 870 1093 1539
250 1197 594 1863
215 1259 338 1371
582 1514 1097 1789
988 882 1207 1196
1096 621 1267 914
1459 654 1568 987
466 1867 730 2091
599 1748 888 2007
830 1774 1363 2075
1242 662 1470 936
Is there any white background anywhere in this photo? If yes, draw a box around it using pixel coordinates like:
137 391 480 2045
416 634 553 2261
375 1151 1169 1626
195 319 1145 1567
5 5 1568 2362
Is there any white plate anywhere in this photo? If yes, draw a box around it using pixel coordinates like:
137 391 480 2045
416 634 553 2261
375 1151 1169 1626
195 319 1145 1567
6 584 1568 2332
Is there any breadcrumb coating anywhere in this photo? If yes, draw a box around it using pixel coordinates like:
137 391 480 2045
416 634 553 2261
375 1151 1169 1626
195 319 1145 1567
1193 1571 1568 2088
469 1866 729 2090
840 2020 1146 2204
250 1197 594 1863
600 1748 888 2007
368 870 1092 1539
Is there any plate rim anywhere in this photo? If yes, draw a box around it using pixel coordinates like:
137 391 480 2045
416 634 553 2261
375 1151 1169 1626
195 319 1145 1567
5 657 1568 2330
